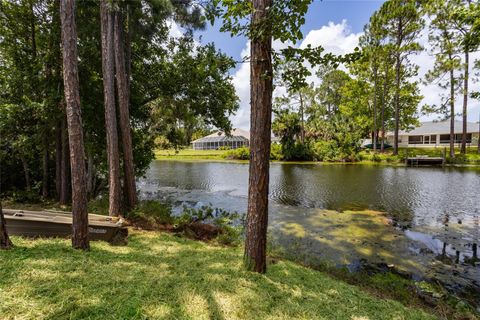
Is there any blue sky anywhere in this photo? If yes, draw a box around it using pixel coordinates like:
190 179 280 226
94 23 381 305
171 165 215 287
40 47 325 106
187 0 480 130
197 0 385 68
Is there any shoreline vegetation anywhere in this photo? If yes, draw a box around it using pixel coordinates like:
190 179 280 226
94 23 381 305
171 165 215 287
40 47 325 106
155 147 480 166
2 200 479 319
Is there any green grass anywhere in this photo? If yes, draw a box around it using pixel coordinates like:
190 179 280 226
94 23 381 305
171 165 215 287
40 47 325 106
0 231 438 320
360 147 480 165
156 147 480 166
155 149 228 160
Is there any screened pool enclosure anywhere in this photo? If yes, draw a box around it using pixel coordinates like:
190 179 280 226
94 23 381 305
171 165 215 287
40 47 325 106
191 129 250 150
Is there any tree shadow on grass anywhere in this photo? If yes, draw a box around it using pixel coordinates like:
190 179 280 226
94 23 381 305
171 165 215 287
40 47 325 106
0 231 436 320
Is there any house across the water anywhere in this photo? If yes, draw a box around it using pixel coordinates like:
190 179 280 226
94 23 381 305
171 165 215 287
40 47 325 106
386 120 479 148
191 128 250 150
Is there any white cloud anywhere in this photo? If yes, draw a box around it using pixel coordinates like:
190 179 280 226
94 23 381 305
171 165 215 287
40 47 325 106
231 20 362 130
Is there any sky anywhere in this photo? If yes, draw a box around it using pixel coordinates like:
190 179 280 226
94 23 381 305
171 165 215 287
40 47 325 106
188 0 480 130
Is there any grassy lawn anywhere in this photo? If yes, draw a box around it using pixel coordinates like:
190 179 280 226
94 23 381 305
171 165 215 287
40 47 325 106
359 147 480 165
155 149 228 160
0 231 437 320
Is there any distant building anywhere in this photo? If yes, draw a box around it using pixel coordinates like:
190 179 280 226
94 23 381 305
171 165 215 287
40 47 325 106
386 120 479 148
191 128 250 150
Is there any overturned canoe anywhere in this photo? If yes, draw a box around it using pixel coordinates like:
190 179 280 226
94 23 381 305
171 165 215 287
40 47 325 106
3 209 128 245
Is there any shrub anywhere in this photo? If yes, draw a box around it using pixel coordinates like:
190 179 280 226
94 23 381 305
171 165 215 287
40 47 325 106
312 141 339 161
223 146 250 160
218 146 231 150
270 143 283 160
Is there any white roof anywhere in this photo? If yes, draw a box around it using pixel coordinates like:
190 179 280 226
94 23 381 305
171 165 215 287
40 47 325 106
391 121 479 136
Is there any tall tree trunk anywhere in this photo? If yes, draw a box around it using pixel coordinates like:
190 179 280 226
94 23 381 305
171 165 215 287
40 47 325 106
42 130 49 198
21 156 31 192
372 60 378 152
60 114 70 205
55 119 62 200
461 51 469 154
299 92 305 144
244 0 273 274
100 0 122 216
60 0 89 250
114 8 137 210
393 51 401 156
449 65 455 158
380 69 388 153
86 150 95 199
0 201 13 249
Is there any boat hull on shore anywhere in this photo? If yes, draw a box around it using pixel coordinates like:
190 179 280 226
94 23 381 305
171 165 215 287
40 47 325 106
3 209 128 244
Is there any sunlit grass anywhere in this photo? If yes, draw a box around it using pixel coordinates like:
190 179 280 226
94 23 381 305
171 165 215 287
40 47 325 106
0 230 436 320
155 148 228 160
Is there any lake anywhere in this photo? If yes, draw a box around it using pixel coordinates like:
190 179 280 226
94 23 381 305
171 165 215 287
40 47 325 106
139 160 480 291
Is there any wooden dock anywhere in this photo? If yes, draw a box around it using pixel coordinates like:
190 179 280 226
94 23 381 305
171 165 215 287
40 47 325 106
406 156 445 167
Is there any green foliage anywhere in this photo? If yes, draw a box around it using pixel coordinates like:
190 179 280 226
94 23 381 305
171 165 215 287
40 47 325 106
149 37 239 148
0 0 237 197
223 146 250 160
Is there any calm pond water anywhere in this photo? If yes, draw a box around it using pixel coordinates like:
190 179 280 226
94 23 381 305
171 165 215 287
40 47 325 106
139 161 480 291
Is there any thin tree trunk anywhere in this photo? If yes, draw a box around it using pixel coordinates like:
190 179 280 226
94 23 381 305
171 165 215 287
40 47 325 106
114 8 137 210
55 119 62 200
100 0 122 216
60 114 70 205
21 156 31 192
244 0 273 274
42 130 49 198
0 201 13 249
60 0 89 250
461 51 469 154
372 60 378 152
86 150 94 199
393 51 401 155
380 69 388 153
299 92 305 143
449 65 455 158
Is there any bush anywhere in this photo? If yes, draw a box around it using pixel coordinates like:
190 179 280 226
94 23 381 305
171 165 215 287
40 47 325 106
223 146 250 160
270 143 283 160
312 141 339 161
130 200 174 225
218 146 231 150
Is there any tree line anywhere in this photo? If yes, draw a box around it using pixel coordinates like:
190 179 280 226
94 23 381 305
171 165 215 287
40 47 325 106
0 0 238 249
272 0 480 162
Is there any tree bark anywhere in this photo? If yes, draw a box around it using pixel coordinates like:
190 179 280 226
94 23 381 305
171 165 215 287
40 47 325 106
461 51 469 154
42 130 49 198
372 60 378 152
244 0 273 274
449 64 455 158
100 0 122 216
20 156 31 192
60 0 89 250
380 69 388 153
55 119 62 200
114 8 137 210
60 114 71 205
299 92 305 143
0 201 13 249
393 50 401 155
